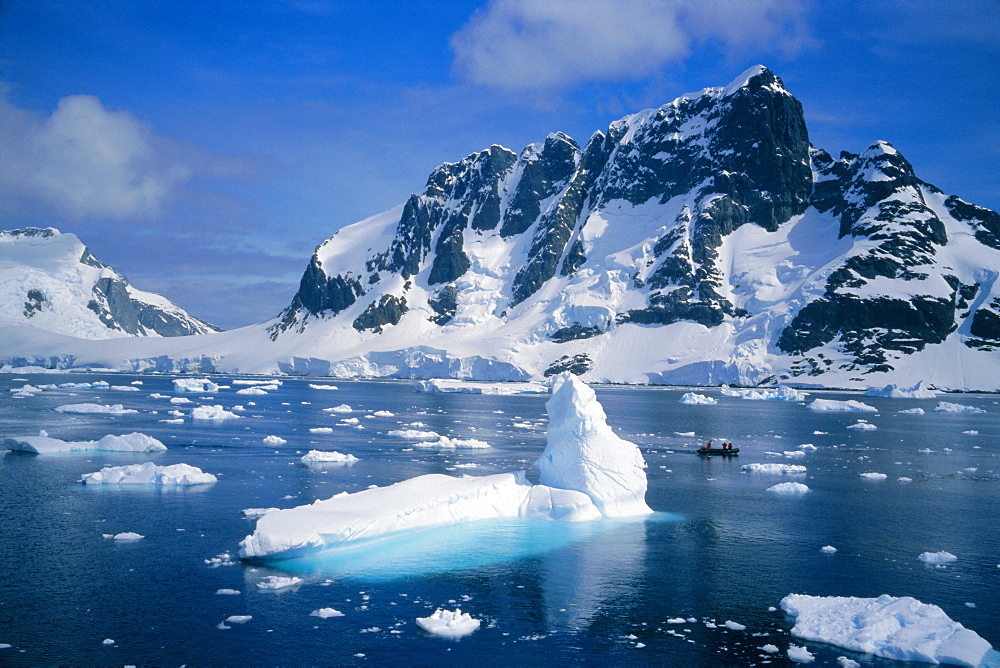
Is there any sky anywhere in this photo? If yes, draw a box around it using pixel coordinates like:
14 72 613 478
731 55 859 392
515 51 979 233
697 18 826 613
1 0 997 329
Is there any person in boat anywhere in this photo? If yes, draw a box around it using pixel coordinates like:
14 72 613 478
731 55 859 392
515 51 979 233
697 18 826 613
705 440 713 450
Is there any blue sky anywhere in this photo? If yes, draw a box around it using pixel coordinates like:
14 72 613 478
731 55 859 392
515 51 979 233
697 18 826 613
1 0 997 329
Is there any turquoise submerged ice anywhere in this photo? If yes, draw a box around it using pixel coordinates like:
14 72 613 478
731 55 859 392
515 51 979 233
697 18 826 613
238 374 651 560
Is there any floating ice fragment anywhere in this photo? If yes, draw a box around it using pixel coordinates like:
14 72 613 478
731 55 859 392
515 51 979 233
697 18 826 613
898 408 925 415
102 638 114 645
415 608 480 638
2 432 166 454
413 436 490 450
262 435 287 446
111 532 144 541
918 551 957 564
81 462 216 485
679 392 717 405
301 450 358 464
205 553 236 568
55 403 137 415
225 615 251 624
372 410 394 417
864 382 937 399
256 576 303 590
236 387 268 395
323 404 353 413
898 477 912 482
821 545 837 554
725 620 746 630
415 379 548 395
242 507 279 519
174 378 219 393
192 405 240 420
310 608 345 618
807 399 877 412
387 429 440 440
742 463 806 474
935 402 986 414
767 482 809 494
667 618 686 624
847 421 877 431
309 427 334 434
787 644 815 663
761 644 779 653
859 472 887 481
216 589 241 595
309 384 339 390
837 657 860 668
781 593 991 666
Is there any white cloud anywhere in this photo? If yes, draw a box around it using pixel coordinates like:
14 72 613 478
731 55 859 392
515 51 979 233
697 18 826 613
0 91 192 220
451 0 811 90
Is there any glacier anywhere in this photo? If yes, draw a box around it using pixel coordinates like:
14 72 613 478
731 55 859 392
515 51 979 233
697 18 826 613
238 374 649 560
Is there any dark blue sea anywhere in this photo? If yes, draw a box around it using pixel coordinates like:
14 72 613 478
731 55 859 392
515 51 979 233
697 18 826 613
0 373 997 666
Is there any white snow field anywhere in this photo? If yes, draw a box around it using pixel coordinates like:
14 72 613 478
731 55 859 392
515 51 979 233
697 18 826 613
415 609 481 638
780 594 992 666
54 403 137 415
1 432 166 454
807 399 878 412
80 462 217 485
239 374 650 560
301 450 358 464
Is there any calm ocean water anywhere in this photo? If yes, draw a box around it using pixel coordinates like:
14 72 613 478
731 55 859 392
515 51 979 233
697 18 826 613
0 373 997 665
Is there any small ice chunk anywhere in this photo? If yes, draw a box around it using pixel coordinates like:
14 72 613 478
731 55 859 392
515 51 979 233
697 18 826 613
309 427 334 434
241 507 279 519
667 618 686 624
679 392 717 405
761 643 779 653
413 436 490 450
860 472 887 481
837 657 860 668
387 429 440 440
111 532 144 541
372 410 394 417
415 608 480 638
788 645 815 663
898 477 912 482
256 575 303 590
898 408 925 415
174 378 219 393
821 545 837 554
301 450 358 464
216 589 241 595
767 482 809 494
102 638 115 646
724 620 746 630
309 384 339 390
934 402 986 414
323 404 353 413
225 615 251 624
807 399 877 412
847 421 877 431
262 435 287 446
743 463 807 474
192 405 240 420
236 387 268 395
55 403 137 415
918 551 957 564
310 608 345 618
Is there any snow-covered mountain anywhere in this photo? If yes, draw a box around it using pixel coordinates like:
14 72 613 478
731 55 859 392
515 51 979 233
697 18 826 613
259 65 999 387
1 66 997 389
0 227 219 339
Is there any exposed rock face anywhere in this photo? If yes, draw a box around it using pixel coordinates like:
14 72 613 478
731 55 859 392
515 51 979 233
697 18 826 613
0 228 219 339
264 66 1000 388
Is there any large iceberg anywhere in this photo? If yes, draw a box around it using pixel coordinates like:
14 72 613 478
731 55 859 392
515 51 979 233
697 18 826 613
780 594 992 666
1 432 166 454
81 462 217 485
239 374 650 560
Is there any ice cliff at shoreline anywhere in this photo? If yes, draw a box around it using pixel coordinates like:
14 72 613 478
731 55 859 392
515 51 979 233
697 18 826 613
238 374 650 560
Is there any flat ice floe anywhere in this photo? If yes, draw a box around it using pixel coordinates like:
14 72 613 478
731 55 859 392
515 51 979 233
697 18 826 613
860 472 887 481
864 381 937 399
807 399 877 412
767 482 810 494
678 392 717 405
81 462 217 485
191 405 240 420
412 436 490 450
106 531 144 541
934 402 986 414
1 432 166 454
301 450 358 464
415 379 548 395
918 551 958 564
742 463 807 474
238 374 650 560
847 420 877 430
173 378 219 393
55 403 137 415
721 385 808 401
262 435 287 446
415 608 480 637
780 593 992 666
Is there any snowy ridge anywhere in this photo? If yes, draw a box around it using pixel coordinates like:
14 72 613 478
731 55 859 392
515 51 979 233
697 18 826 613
1 67 999 390
0 228 218 339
